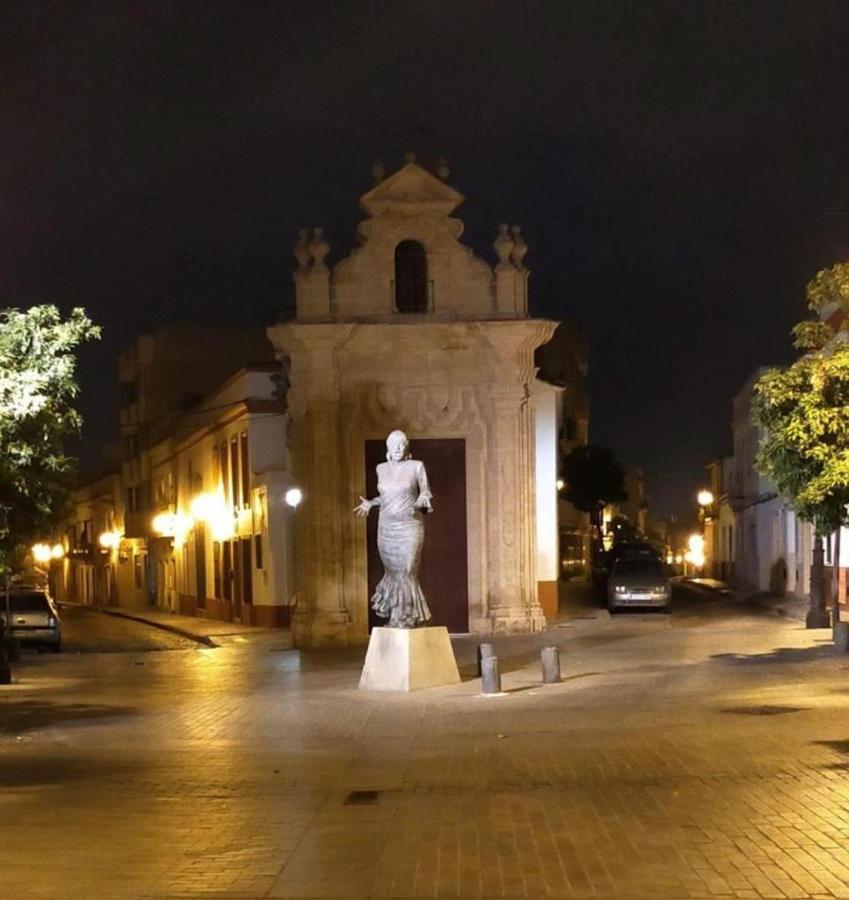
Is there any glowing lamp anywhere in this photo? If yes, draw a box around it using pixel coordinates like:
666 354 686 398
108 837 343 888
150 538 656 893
98 531 121 549
152 512 176 536
285 488 303 509
556 478 565 491
51 544 65 559
32 543 52 564
697 490 714 507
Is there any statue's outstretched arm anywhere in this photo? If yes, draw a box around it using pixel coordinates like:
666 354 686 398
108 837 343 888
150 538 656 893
415 462 433 513
353 495 380 517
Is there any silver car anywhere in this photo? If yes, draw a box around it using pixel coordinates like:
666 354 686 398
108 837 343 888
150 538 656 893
607 558 671 612
0 588 62 651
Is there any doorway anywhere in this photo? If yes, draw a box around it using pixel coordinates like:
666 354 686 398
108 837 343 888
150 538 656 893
365 438 469 633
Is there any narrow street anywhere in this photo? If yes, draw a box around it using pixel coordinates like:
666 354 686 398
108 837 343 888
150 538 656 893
3 589 849 899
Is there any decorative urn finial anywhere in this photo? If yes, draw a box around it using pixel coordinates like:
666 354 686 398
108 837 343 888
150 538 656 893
404 149 416 164
436 156 450 180
371 158 385 183
309 227 330 272
494 223 513 267
293 228 310 272
510 225 528 269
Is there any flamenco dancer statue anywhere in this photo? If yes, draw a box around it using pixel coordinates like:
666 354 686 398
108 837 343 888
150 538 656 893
354 430 433 628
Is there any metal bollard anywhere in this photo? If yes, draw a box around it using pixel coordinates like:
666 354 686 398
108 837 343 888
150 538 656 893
477 642 494 676
541 646 561 684
835 621 849 654
481 655 501 694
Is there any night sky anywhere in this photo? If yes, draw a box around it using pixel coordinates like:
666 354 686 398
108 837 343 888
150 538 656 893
3 1 849 517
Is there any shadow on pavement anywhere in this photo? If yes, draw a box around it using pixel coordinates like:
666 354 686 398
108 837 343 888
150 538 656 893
0 699 136 736
710 642 835 665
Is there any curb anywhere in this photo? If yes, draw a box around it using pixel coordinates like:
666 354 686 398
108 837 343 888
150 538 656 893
59 602 217 648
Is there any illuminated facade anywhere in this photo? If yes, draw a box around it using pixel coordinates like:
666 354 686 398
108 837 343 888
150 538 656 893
267 157 582 646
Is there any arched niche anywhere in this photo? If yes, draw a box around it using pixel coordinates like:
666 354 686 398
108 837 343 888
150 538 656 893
394 240 429 313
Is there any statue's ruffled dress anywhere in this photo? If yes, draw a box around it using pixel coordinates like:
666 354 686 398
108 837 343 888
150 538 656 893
371 459 433 628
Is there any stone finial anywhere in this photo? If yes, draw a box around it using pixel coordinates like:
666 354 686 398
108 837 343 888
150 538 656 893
510 225 528 269
371 158 385 183
436 156 450 180
494 223 513 267
404 149 416 164
294 228 310 271
309 227 330 272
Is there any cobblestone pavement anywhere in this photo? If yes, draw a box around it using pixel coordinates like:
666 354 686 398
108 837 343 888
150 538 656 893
4 587 849 899
49 603 198 653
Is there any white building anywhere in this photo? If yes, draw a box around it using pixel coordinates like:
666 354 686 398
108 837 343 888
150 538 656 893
731 369 813 597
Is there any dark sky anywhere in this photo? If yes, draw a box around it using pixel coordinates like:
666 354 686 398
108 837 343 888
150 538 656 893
3 1 849 517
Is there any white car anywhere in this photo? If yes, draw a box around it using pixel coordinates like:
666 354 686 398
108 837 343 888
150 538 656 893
607 558 671 613
0 587 62 651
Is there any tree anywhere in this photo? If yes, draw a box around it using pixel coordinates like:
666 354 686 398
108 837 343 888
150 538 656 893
0 305 99 680
753 262 849 628
560 444 628 550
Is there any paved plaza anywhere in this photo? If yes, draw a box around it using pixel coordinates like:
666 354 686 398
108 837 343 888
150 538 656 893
4 589 849 899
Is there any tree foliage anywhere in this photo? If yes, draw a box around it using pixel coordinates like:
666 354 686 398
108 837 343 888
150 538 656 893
0 306 99 572
560 444 628 517
753 263 849 535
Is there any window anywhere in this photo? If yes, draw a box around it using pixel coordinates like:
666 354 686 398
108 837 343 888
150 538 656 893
213 541 222 599
241 538 253 604
126 485 141 514
240 432 250 508
394 240 428 313
122 434 139 460
229 436 239 512
254 534 263 570
133 553 145 590
119 380 138 408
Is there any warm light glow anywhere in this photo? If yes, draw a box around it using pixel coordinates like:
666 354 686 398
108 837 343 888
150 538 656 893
152 512 175 536
151 512 194 539
189 492 233 540
285 488 303 509
189 493 217 521
666 553 674 565
51 544 65 559
556 478 565 491
32 543 52 564
697 489 714 507
685 533 705 568
98 531 121 549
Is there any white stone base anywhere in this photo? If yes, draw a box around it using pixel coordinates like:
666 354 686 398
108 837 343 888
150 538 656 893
359 626 461 692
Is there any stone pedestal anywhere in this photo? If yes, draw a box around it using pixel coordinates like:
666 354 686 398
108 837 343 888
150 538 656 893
359 626 460 692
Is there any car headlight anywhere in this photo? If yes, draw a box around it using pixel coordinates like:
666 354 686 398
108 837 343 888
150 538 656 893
614 585 628 594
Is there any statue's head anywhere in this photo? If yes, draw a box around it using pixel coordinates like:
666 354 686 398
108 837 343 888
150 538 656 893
385 429 410 462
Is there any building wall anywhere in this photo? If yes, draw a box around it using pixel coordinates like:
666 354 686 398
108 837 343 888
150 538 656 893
532 379 562 620
268 160 574 646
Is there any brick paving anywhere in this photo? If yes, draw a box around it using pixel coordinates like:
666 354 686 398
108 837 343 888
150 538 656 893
4 588 849 898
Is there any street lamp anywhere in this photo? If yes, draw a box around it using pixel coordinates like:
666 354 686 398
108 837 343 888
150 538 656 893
285 488 303 509
697 489 714 508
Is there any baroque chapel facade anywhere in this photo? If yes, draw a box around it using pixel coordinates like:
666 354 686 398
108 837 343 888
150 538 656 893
267 157 564 647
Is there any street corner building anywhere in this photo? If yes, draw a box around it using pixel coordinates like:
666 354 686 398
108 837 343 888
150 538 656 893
51 159 588 648
267 157 587 647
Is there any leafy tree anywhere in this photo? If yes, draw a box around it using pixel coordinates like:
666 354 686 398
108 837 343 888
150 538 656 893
560 444 628 548
753 262 849 627
0 306 99 680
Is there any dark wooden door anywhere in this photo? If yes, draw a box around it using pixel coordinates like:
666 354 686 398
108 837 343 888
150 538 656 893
365 438 469 633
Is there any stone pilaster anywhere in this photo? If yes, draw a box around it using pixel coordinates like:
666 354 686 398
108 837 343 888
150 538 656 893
267 323 354 646
478 320 557 633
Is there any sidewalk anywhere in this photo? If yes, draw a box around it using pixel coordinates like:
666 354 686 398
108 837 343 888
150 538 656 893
61 602 292 648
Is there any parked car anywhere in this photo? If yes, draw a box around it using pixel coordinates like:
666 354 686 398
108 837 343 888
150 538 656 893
591 540 662 597
607 557 672 613
0 587 62 651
